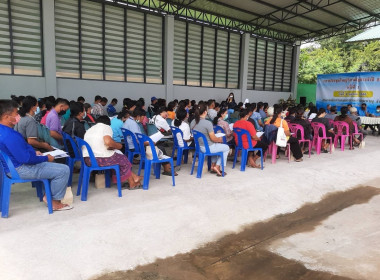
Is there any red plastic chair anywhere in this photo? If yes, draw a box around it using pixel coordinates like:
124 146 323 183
288 123 312 158
311 122 333 154
352 122 364 142
333 121 353 151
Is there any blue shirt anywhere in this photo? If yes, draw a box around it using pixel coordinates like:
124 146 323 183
259 109 267 119
123 117 143 149
358 108 369 116
0 124 48 173
110 118 124 143
107 104 117 117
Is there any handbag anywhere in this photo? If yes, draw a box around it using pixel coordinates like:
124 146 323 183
276 119 287 147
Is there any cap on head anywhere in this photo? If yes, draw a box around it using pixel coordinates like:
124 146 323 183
151 97 157 102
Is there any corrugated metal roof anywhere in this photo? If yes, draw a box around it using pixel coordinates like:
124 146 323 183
97 0 380 43
346 25 380 42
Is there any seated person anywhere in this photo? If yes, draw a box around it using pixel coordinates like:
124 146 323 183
312 108 335 153
34 98 46 123
292 108 312 153
233 109 268 168
107 98 118 117
285 107 296 122
83 116 142 189
166 101 176 120
250 103 264 128
191 104 229 176
265 107 303 162
325 106 338 120
307 106 317 120
152 106 171 134
40 99 54 125
84 103 95 123
207 99 217 120
334 106 361 146
0 99 72 211
15 96 53 152
212 108 234 145
62 102 86 156
124 108 176 175
46 98 70 142
173 108 193 147
111 108 129 143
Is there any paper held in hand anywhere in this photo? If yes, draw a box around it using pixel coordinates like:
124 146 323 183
42 149 68 158
215 132 225 138
149 131 164 143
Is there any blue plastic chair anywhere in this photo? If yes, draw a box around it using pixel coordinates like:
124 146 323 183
135 133 175 190
0 151 53 218
121 128 143 172
233 127 264 171
213 125 228 144
190 130 225 178
62 132 82 187
170 126 194 166
75 137 122 201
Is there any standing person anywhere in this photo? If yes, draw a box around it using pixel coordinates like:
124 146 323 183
191 104 229 176
265 107 303 162
212 108 234 145
83 116 142 189
15 96 54 152
91 95 104 116
46 98 70 142
107 98 118 117
0 100 72 211
233 109 268 168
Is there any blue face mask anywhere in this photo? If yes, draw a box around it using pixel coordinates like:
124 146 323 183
36 107 40 114
223 114 228 120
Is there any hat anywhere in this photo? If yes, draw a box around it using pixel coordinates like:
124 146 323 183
151 96 157 102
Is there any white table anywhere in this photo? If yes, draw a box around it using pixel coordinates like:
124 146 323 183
360 117 380 125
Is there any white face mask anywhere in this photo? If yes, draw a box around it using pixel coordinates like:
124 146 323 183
36 107 40 114
83 112 87 119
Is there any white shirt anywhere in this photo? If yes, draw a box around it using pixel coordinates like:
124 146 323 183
176 121 192 147
83 123 115 158
153 114 170 132
208 108 217 120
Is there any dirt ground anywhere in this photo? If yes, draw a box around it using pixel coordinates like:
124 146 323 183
93 186 380 280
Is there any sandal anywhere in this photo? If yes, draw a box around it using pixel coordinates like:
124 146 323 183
54 204 73 211
212 167 227 177
128 184 143 190
249 164 261 169
162 171 178 176
294 158 303 162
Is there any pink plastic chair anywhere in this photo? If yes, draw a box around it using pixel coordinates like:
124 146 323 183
333 121 353 151
352 122 364 142
264 141 278 164
311 122 333 154
288 123 312 158
328 119 335 128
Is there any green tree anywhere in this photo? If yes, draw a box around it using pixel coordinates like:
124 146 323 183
298 32 380 84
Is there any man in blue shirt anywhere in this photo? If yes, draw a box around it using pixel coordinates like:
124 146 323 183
107 98 118 117
0 100 72 211
123 108 145 150
358 103 370 117
257 102 267 119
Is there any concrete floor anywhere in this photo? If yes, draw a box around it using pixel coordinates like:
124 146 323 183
1 136 380 280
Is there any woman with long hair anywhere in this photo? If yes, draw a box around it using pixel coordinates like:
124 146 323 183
265 107 303 162
173 108 193 147
190 104 229 176
212 108 234 145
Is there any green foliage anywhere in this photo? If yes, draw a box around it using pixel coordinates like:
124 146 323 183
298 32 380 84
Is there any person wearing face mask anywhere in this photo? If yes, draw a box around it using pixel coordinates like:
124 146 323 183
0 99 73 211
226 92 237 108
233 109 268 168
46 98 70 142
173 108 193 148
15 96 54 152
110 108 129 144
123 108 146 150
212 108 234 145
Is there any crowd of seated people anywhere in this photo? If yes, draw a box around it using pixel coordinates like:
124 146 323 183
1 92 378 216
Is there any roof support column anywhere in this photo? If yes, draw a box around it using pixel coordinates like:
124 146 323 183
42 0 57 97
164 15 174 101
239 33 250 103
291 43 301 99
